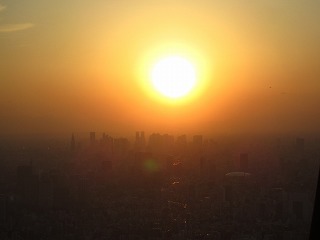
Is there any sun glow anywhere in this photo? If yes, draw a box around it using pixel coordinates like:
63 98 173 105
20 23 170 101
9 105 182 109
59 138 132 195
150 56 196 99
136 42 211 105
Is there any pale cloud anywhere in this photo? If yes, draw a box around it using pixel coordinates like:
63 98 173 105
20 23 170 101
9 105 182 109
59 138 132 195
0 23 34 32
0 4 34 32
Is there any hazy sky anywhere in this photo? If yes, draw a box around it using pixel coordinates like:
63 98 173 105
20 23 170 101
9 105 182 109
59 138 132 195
1 0 319 137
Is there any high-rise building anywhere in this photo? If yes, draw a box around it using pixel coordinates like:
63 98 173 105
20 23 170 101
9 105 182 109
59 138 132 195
292 201 303 219
166 155 174 173
134 151 153 170
176 135 187 154
200 156 206 173
239 153 249 172
296 137 305 150
101 160 113 172
113 137 130 154
193 135 203 146
16 163 39 207
270 188 284 221
90 132 96 144
0 194 7 226
224 185 233 202
148 133 161 153
193 135 203 153
70 133 75 151
134 131 140 151
296 137 305 158
163 134 174 152
140 131 146 150
176 135 187 145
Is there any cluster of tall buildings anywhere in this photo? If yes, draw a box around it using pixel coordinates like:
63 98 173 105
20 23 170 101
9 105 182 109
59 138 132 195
0 132 318 239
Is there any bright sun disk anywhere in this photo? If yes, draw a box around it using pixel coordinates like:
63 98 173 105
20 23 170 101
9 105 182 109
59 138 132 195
150 56 196 99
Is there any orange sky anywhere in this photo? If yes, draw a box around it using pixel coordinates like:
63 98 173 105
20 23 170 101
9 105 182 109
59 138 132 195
1 0 320 137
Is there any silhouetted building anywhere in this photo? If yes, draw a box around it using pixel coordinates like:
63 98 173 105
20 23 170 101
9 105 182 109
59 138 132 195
0 194 7 226
176 135 187 145
71 133 75 151
69 174 90 204
166 155 174 173
39 169 70 209
113 137 130 154
101 160 112 172
172 161 183 178
163 134 174 154
148 133 160 153
140 131 146 150
0 131 317 239
292 201 303 219
176 134 187 153
16 163 39 207
296 138 305 150
193 135 203 146
90 131 96 144
134 131 146 151
148 133 174 154
287 191 313 223
100 133 114 155
270 188 285 221
224 185 233 202
188 184 196 202
200 156 206 176
93 160 113 185
133 151 153 172
259 202 267 221
296 137 305 157
239 153 249 172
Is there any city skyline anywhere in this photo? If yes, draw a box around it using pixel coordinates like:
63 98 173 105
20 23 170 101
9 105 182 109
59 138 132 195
0 128 318 239
1 2 319 238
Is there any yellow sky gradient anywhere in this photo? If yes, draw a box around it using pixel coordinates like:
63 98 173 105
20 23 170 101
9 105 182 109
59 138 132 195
0 0 319 137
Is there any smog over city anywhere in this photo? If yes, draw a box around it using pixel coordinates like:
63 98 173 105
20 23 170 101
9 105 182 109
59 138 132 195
0 1 319 239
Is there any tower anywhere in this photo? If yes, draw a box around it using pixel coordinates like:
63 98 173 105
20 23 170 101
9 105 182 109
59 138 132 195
239 153 249 172
140 131 146 150
16 163 39 207
90 132 96 144
0 194 6 226
134 131 140 151
193 135 203 153
70 133 75 151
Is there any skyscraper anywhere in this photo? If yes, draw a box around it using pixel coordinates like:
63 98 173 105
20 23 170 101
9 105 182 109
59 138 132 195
16 163 39 207
134 131 140 151
193 135 203 153
239 153 249 172
0 194 7 226
90 132 96 144
70 133 75 151
140 131 146 150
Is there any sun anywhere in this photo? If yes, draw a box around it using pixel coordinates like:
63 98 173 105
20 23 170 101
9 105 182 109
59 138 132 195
150 56 197 99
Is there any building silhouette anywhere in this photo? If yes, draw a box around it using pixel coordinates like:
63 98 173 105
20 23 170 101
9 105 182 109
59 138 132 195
239 153 249 172
90 132 96 144
70 133 75 151
16 162 39 207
